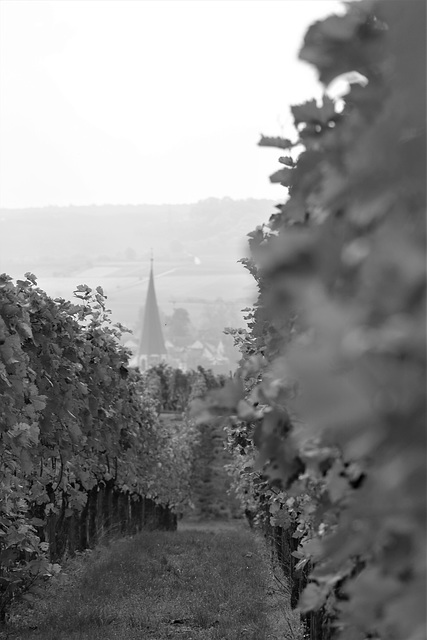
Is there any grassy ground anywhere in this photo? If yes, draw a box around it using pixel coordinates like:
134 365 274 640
1 521 302 640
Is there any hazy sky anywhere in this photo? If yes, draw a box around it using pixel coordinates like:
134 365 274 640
0 0 344 209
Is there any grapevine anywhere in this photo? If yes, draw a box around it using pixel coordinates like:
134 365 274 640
195 2 426 639
0 275 195 619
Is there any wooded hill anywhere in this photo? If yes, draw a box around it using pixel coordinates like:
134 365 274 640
0 198 276 276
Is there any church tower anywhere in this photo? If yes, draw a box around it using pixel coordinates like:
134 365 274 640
138 257 167 370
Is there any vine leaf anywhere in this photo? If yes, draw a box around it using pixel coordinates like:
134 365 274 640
269 168 294 187
291 97 336 125
258 135 294 150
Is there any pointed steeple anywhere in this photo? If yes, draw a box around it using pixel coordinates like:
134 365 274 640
138 257 166 358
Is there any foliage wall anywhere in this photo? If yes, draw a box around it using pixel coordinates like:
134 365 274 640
0 276 193 618
195 2 426 639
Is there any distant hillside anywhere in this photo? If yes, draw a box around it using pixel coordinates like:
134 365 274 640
0 198 276 276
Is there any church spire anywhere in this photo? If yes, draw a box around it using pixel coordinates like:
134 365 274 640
138 257 167 361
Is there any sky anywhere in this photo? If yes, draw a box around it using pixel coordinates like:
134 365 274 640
0 0 345 209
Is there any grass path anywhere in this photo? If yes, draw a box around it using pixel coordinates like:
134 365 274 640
1 521 302 640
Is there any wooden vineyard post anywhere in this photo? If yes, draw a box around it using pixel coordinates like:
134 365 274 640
112 487 120 537
67 510 80 556
47 512 57 562
130 496 138 534
101 480 114 537
79 494 89 550
119 492 128 534
96 486 103 538
141 496 146 528
88 486 98 547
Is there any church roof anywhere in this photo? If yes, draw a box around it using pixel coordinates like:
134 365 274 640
138 262 167 357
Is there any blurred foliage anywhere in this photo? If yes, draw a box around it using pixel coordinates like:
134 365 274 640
193 2 426 639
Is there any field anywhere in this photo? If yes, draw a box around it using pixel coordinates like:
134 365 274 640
34 260 257 331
